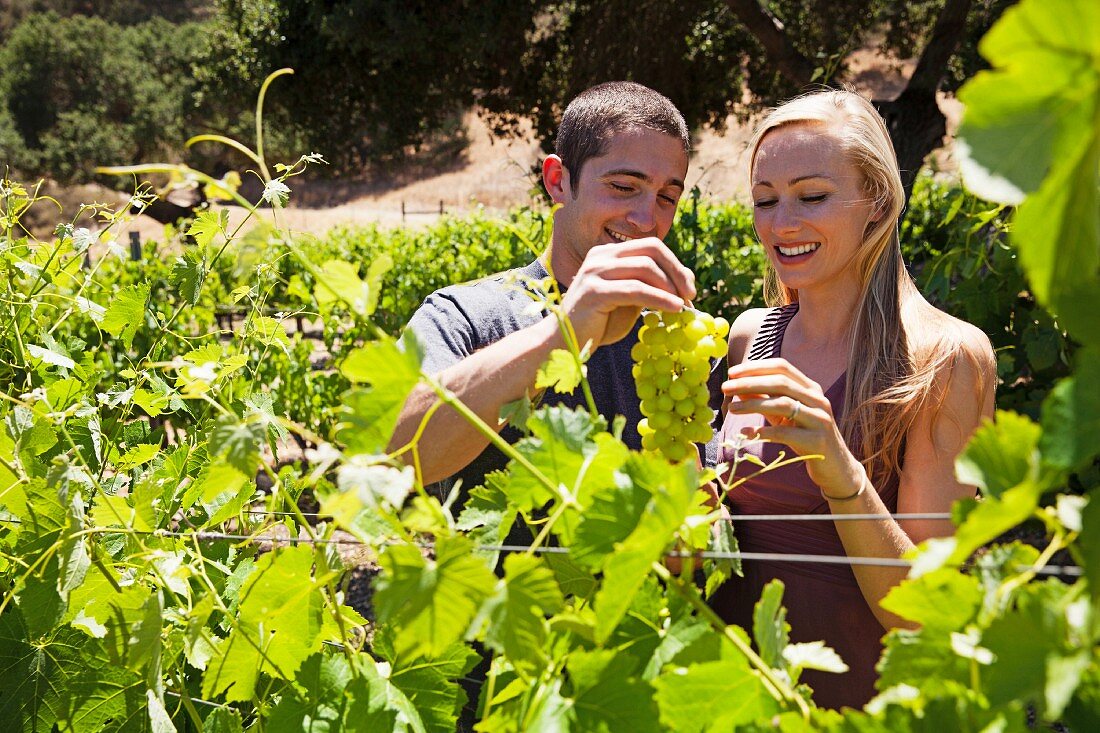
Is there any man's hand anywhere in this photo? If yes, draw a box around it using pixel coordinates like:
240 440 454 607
561 237 696 350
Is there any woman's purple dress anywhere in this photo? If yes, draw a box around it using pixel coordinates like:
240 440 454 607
711 304 899 710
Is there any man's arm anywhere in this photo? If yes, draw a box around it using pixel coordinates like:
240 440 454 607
390 238 696 485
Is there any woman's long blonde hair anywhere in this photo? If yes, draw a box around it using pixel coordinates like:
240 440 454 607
750 90 958 487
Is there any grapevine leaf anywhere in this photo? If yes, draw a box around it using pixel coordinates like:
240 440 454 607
503 405 608 514
187 209 228 249
26 343 75 370
147 689 174 733
641 610 715 680
957 0 1100 344
210 417 265 476
374 534 496 658
100 284 149 349
455 475 517 565
982 580 1089 718
1040 348 1100 471
483 554 564 673
955 411 1042 499
170 248 206 305
877 629 970 695
202 707 244 733
338 337 422 455
947 480 1046 565
1064 664 1100 732
879 569 981 632
752 579 789 670
373 631 479 733
653 652 779 732
569 649 660 732
702 512 741 598
591 456 698 642
114 443 160 471
0 610 147 732
262 179 291 207
180 459 247 515
266 652 397 733
1079 490 1100 604
202 546 325 702
782 641 848 675
315 256 389 316
535 348 583 394
542 551 597 599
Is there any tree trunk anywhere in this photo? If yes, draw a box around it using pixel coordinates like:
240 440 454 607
724 0 976 206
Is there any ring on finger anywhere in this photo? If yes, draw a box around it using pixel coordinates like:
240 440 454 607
790 401 801 422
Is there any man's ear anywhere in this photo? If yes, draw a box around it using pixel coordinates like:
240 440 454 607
543 155 571 204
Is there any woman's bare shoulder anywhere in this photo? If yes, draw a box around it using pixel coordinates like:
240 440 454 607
908 301 994 366
726 307 772 366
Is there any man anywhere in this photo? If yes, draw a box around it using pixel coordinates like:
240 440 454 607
391 80 715 497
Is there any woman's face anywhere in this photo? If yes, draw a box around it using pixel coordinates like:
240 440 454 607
751 123 880 296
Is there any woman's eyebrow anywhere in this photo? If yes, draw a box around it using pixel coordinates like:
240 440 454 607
753 173 832 188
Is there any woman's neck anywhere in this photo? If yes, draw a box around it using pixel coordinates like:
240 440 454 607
790 282 861 348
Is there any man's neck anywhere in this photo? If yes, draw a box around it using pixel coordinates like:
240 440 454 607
542 241 583 289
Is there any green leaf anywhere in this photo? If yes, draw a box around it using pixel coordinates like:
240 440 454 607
26 343 75 370
0 610 147 732
947 480 1046 565
752 580 789 670
1040 348 1100 470
202 546 325 702
877 629 970 695
483 554 564 673
114 443 160 471
170 247 206 305
187 209 228 249
590 456 697 642
781 641 847 675
101 284 149 349
315 256 390 316
373 631 478 733
338 337 422 455
569 649 660 733
653 653 780 732
210 417 265 476
535 348 583 394
703 513 740 598
455 475 517 564
1079 490 1100 604
880 569 981 632
202 707 244 733
957 0 1100 344
266 652 397 733
374 534 496 658
955 411 1042 499
982 580 1089 718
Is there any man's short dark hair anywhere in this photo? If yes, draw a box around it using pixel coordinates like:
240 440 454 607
555 81 690 193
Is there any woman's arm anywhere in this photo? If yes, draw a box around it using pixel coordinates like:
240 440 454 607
722 326 996 630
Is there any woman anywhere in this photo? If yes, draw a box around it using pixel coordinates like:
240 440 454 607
712 90 996 709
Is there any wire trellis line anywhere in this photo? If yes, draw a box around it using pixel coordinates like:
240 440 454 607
0 517 1082 577
239 509 955 522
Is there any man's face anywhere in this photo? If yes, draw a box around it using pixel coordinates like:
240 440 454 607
546 128 689 265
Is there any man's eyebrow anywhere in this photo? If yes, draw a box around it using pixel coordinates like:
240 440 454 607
601 168 685 189
752 173 832 188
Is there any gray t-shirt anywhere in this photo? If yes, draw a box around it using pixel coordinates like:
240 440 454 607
404 259 724 497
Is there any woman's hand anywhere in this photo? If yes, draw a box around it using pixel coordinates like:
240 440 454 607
722 357 865 499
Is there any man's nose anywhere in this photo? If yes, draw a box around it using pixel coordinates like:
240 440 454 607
626 196 658 233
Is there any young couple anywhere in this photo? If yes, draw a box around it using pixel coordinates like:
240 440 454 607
392 82 996 709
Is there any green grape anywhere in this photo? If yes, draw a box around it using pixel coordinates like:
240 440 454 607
631 307 730 463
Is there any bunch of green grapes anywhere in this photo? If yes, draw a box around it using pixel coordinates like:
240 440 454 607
632 309 730 462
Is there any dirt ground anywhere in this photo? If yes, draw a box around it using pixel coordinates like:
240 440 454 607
29 48 963 242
